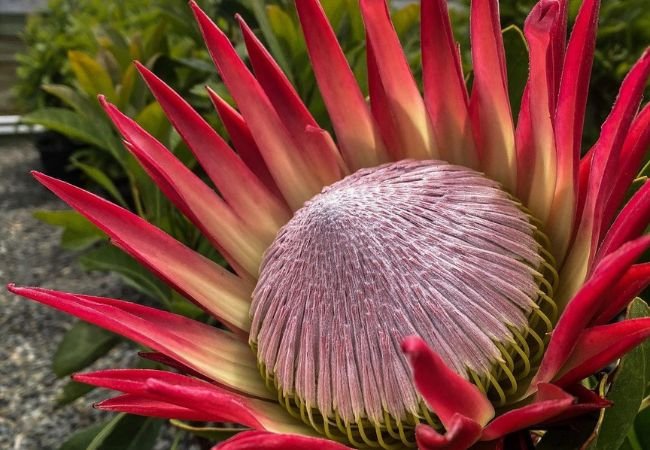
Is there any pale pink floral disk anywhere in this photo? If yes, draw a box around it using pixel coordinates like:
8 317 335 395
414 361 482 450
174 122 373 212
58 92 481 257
251 160 543 424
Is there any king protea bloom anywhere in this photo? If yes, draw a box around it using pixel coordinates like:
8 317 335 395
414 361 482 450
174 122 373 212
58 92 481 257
8 0 650 448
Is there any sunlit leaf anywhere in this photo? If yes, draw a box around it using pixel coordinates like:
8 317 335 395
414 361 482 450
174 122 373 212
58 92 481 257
68 50 117 100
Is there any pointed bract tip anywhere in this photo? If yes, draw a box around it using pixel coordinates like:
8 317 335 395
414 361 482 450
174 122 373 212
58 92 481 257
134 61 155 82
188 0 198 9
401 335 424 355
31 171 66 191
189 0 208 21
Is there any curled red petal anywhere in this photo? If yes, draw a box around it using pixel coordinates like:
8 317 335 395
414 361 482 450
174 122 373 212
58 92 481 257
597 181 650 263
592 263 650 325
481 384 574 441
533 236 650 385
555 318 650 386
570 49 650 276
75 368 308 434
401 336 494 428
415 414 483 450
603 104 650 227
550 383 611 422
213 431 353 450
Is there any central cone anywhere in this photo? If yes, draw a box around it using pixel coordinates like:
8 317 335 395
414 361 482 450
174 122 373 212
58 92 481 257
250 160 548 443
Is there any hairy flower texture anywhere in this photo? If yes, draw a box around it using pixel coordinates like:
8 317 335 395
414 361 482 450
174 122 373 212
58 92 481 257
7 0 650 449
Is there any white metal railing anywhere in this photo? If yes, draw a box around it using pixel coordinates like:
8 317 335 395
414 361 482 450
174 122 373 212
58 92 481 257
0 115 44 135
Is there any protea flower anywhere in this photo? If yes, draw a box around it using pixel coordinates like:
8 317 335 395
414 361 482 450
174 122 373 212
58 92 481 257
8 0 650 448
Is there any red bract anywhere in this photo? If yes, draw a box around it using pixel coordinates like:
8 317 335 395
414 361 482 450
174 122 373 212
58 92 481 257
8 0 650 448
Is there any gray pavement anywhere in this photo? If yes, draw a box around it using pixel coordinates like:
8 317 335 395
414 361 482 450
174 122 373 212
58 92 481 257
0 136 138 449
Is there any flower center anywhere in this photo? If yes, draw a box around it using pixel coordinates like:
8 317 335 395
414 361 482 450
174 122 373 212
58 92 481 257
250 160 556 448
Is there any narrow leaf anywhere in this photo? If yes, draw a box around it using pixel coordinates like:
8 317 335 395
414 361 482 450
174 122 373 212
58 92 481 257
79 244 171 307
68 50 117 100
33 209 105 251
22 108 118 153
591 299 650 450
59 420 111 450
86 413 161 450
52 320 120 377
502 25 529 121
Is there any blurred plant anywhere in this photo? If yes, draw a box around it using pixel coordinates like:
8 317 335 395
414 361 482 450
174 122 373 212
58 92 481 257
16 2 241 435
13 0 650 446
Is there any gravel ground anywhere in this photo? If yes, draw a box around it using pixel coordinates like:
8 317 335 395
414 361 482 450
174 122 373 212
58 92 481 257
0 137 185 449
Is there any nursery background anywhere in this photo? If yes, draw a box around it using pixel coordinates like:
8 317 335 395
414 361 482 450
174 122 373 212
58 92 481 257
0 0 649 449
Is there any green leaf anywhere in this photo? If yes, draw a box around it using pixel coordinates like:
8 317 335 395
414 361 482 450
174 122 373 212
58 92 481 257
537 416 600 450
321 0 348 33
52 321 120 377
116 64 138 111
632 406 650 449
59 420 112 450
33 210 105 251
79 244 171 307
169 291 205 319
69 158 129 207
344 0 365 42
41 84 98 118
22 108 117 152
56 380 96 406
87 414 162 450
502 25 529 122
249 0 294 84
266 5 302 56
134 102 170 142
591 299 650 450
392 3 421 38
68 50 117 100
